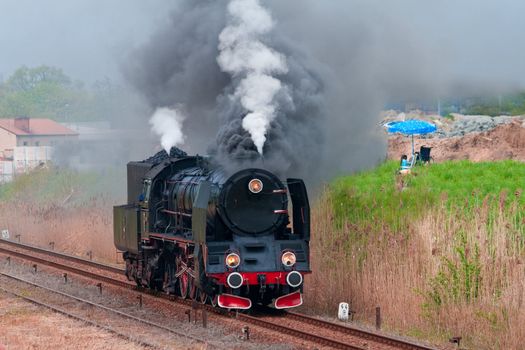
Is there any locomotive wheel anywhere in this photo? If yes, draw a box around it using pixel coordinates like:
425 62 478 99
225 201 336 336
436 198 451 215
198 289 207 304
210 294 218 307
189 277 197 301
176 253 191 298
179 272 189 298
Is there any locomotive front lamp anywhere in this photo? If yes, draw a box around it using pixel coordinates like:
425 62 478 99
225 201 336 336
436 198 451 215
226 253 240 268
248 178 263 193
281 251 297 267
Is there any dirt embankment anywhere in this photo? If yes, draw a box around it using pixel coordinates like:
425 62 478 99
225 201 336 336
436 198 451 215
388 119 525 162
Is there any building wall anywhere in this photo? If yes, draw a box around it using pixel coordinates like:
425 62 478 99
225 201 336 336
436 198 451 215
0 128 17 153
16 134 78 147
13 146 53 173
0 160 14 183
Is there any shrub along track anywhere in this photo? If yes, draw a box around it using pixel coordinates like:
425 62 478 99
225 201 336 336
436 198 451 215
0 238 437 350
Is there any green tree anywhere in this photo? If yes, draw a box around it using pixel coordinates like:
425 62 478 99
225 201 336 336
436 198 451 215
0 65 95 121
5 65 71 92
0 65 144 122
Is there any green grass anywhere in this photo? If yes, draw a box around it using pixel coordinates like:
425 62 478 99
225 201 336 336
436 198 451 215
330 160 525 235
312 160 525 348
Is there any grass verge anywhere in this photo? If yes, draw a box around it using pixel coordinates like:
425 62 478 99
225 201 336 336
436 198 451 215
0 166 124 263
305 160 525 350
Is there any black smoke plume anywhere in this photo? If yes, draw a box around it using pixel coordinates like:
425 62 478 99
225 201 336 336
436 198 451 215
123 0 431 183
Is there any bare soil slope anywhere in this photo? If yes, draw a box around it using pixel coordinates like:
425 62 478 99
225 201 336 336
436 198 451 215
388 120 525 162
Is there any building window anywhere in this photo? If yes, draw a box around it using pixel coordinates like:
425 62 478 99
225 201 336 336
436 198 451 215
35 141 40 146
23 141 28 146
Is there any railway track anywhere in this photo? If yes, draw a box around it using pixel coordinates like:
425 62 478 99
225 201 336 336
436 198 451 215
0 237 124 274
0 238 131 288
0 272 214 349
282 311 437 350
0 238 438 350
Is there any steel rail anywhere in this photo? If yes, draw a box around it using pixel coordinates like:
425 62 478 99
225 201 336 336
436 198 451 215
0 238 124 274
285 311 437 350
0 245 133 288
0 285 158 349
0 242 435 350
236 312 366 350
0 272 214 348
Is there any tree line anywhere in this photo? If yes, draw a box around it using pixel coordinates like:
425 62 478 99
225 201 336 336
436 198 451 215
0 65 136 122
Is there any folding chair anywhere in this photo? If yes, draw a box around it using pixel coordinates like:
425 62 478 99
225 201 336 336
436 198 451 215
419 146 433 164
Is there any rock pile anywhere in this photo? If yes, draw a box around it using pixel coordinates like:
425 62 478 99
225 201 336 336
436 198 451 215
442 115 515 138
381 110 524 138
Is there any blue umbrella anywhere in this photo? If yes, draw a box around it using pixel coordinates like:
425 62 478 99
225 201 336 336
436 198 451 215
387 119 437 158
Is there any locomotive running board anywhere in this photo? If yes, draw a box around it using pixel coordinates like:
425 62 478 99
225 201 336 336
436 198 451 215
217 294 252 310
274 291 303 309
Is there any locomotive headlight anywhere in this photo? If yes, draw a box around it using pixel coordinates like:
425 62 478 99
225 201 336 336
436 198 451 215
248 178 263 194
225 253 240 268
281 252 297 267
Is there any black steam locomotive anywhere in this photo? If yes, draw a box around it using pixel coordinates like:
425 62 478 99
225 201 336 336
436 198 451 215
114 149 311 309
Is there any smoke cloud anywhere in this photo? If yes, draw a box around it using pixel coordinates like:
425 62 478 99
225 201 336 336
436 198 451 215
124 1 525 184
217 0 289 154
149 107 185 152
124 0 323 180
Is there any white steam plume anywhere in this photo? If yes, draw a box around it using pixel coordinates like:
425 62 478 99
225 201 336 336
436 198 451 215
149 107 185 152
217 0 289 154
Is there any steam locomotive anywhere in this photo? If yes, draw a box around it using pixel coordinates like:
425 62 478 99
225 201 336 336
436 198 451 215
114 149 311 309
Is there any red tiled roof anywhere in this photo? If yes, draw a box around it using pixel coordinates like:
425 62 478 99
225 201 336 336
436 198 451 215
0 118 78 136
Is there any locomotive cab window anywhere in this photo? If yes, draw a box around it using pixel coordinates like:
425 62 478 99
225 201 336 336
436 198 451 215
141 179 151 203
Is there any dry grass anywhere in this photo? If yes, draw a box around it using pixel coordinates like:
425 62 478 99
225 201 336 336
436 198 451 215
0 197 119 264
0 293 145 350
0 167 123 264
304 191 525 349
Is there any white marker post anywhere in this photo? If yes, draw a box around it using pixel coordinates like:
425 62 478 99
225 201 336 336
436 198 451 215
338 302 349 321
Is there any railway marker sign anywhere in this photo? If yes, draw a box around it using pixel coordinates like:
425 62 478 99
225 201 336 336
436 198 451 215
1 229 8 240
338 302 349 321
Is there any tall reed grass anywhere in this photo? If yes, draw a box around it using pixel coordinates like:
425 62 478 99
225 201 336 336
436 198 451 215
305 160 525 349
0 167 124 264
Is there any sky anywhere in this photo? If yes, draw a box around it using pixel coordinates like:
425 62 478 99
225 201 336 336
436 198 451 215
1 0 525 179
0 0 172 83
269 0 525 93
1 0 524 90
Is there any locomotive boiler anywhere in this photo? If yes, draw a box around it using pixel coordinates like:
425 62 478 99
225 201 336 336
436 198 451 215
114 149 311 309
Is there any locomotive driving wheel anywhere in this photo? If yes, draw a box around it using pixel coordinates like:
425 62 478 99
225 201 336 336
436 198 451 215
210 294 218 307
188 276 196 300
198 289 207 304
176 255 190 298
179 273 189 298
190 282 206 304
143 253 163 291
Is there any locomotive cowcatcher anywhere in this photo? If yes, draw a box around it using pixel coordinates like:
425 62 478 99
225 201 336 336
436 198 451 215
114 149 311 309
